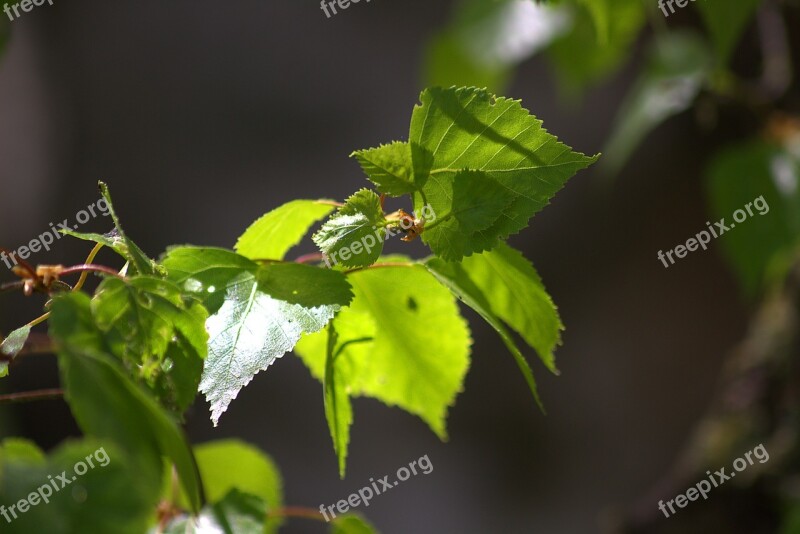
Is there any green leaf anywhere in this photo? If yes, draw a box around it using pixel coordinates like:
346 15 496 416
331 513 380 534
706 141 800 296
97 182 162 276
697 0 761 63
161 247 353 425
159 489 266 534
164 440 284 534
91 276 208 386
603 31 712 174
0 439 155 534
425 33 511 96
53 335 203 513
423 0 569 93
416 169 517 259
235 200 336 261
547 0 645 93
460 243 562 371
323 323 354 478
60 229 130 262
0 438 46 465
156 333 206 413
257 263 355 308
0 325 31 378
408 87 598 260
295 263 471 472
313 189 387 268
193 440 282 510
427 243 564 410
352 142 416 196
426 258 540 406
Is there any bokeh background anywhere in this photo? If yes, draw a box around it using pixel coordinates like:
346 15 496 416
0 1 798 532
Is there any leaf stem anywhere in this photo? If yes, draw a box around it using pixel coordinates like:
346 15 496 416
269 506 328 523
26 312 51 329
294 253 325 265
315 199 345 208
72 243 105 292
59 264 124 279
0 388 63 404
344 262 417 275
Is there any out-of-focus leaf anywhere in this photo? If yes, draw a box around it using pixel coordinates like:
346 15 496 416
159 489 266 534
707 140 800 297
54 337 203 513
424 0 570 93
0 325 31 378
603 31 712 174
0 18 9 59
193 440 282 511
331 513 380 534
697 0 762 63
547 0 645 94
0 439 154 534
235 200 335 261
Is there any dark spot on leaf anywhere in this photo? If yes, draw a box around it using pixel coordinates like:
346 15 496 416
407 296 418 311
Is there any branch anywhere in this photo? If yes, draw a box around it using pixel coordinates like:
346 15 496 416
0 388 64 404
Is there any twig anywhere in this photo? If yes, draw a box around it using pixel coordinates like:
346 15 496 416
294 253 325 264
269 506 327 523
59 264 124 279
0 388 64 404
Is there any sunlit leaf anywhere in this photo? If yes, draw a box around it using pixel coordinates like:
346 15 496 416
235 200 335 261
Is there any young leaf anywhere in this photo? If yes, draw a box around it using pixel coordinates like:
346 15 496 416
408 87 598 260
54 340 203 513
61 228 130 263
97 182 162 276
235 199 336 261
161 247 353 425
295 262 471 472
313 189 387 268
352 142 417 196
0 325 31 378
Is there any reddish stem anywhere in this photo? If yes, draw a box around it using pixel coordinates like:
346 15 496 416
0 388 64 404
59 264 124 279
269 506 327 523
294 253 325 265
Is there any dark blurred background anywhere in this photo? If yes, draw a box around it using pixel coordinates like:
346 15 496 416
0 1 791 532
